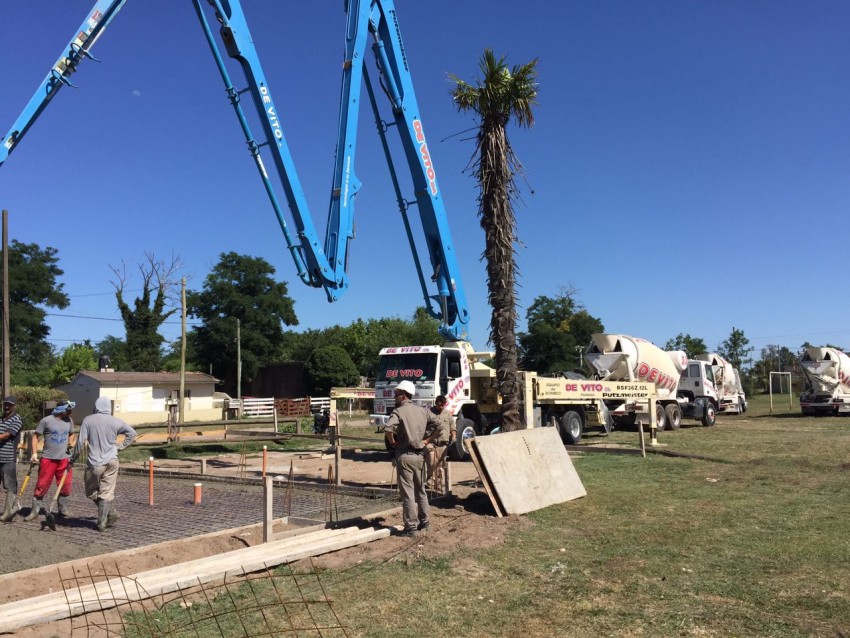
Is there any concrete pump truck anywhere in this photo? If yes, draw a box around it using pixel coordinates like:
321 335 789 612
4 1 672 462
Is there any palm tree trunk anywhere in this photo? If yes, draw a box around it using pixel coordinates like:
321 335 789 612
478 122 521 431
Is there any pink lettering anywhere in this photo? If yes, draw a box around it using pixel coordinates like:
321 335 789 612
413 119 438 196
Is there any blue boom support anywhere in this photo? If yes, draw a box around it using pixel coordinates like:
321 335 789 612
0 0 470 342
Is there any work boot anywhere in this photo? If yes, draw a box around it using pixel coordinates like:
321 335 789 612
96 499 109 532
0 492 18 523
23 497 42 522
57 496 71 518
105 503 119 528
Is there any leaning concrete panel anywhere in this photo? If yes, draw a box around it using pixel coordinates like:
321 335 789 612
471 427 586 514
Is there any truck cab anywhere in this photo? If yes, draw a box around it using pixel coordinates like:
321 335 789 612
368 343 499 439
677 360 719 407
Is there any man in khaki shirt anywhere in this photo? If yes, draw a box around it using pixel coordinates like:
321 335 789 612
384 380 440 536
423 395 455 481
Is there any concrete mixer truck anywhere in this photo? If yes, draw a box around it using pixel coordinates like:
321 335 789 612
369 334 718 458
582 334 717 431
680 353 748 415
798 347 850 416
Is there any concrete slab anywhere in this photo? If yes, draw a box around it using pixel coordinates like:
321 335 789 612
471 427 586 515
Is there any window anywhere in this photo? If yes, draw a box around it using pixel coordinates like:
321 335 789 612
376 353 438 382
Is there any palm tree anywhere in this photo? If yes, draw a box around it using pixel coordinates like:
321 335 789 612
450 49 538 432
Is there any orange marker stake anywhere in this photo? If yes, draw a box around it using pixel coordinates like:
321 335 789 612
262 445 268 479
148 456 154 506
193 483 202 505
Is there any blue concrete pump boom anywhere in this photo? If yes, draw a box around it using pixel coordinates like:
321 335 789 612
0 0 470 342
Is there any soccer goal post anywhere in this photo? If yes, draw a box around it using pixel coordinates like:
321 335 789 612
769 371 793 414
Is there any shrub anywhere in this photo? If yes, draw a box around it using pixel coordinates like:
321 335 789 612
304 346 360 396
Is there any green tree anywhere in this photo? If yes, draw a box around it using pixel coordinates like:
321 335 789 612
278 308 441 378
112 254 180 371
51 342 97 385
717 327 753 372
2 240 69 384
188 252 297 393
304 345 360 396
451 49 539 432
664 333 708 358
519 289 604 374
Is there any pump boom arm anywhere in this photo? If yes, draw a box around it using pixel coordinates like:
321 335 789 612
1 0 470 341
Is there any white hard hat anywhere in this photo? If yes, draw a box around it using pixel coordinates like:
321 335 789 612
395 380 416 397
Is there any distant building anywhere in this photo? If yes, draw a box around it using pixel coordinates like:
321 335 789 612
57 371 223 425
250 362 306 398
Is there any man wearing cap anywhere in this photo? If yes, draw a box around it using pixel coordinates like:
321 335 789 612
423 394 455 485
0 397 23 523
24 401 76 522
384 380 441 536
71 396 138 532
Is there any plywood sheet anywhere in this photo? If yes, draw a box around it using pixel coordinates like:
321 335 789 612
466 440 504 517
471 427 586 514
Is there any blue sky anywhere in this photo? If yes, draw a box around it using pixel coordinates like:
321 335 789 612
2 1 849 361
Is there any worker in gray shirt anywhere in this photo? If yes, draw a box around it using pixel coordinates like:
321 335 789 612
384 380 441 537
71 397 138 532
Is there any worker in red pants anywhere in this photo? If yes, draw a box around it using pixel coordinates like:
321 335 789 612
24 401 76 522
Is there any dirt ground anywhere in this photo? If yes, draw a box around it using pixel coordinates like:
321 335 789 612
0 445 523 637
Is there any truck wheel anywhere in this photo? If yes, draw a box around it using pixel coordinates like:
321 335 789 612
447 417 476 461
701 402 717 427
665 404 682 430
740 398 748 414
654 403 667 433
559 410 583 445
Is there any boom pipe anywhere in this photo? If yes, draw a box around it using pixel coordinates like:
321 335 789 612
195 0 337 294
0 0 129 167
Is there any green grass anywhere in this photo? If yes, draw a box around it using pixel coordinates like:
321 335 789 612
124 393 850 637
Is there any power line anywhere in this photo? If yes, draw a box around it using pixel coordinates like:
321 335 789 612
45 312 201 326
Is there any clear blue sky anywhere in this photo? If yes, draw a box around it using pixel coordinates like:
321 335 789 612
2 1 849 361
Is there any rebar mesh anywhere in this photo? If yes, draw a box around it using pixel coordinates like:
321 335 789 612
61 559 349 637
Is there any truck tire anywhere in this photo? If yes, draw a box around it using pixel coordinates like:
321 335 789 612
739 398 747 414
664 404 682 430
559 410 583 445
447 417 476 461
701 402 717 427
654 403 667 432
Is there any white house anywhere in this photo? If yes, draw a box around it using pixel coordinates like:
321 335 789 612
58 371 223 425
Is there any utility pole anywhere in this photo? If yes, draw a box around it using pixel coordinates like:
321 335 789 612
575 345 584 370
2 211 9 400
236 318 242 418
178 277 186 425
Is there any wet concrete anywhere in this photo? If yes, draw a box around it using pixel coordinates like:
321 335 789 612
13 468 399 553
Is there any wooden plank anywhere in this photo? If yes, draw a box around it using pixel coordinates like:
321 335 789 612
471 427 586 515
467 440 504 518
0 526 389 633
2 528 364 621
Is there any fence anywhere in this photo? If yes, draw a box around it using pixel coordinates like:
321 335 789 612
236 396 331 419
241 397 275 418
310 397 331 413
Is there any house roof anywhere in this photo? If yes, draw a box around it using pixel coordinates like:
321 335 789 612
75 371 220 385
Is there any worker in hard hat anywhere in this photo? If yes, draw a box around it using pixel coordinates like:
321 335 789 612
384 379 441 537
423 395 454 486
